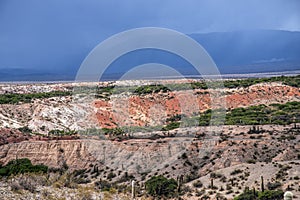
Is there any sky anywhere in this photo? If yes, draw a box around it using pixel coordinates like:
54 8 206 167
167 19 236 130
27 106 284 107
0 0 299 73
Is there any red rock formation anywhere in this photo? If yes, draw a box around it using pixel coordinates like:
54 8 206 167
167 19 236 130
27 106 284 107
94 83 300 128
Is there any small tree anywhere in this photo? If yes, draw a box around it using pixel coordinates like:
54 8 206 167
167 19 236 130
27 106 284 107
145 175 178 198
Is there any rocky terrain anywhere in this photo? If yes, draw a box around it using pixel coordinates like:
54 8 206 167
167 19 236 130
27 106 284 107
0 80 299 132
0 77 299 199
96 82 300 128
0 124 299 199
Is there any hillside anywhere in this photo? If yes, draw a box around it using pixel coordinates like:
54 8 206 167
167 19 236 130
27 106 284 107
0 76 299 133
0 76 299 199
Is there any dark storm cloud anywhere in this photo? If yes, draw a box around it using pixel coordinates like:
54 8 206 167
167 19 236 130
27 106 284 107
0 0 299 71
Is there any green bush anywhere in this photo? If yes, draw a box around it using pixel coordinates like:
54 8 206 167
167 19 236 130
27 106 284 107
162 122 180 131
234 189 283 200
18 126 32 133
234 189 257 200
258 190 283 200
145 175 178 198
48 129 77 136
134 84 170 95
0 91 71 104
224 75 300 89
225 101 300 126
0 158 48 177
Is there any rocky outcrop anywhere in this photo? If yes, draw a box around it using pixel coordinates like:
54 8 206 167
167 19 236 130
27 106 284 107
95 82 300 128
0 124 298 176
1 81 299 132
0 140 96 169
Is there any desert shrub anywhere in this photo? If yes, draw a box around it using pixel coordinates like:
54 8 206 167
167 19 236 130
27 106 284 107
162 122 180 131
10 181 23 191
195 189 205 197
77 186 94 200
193 180 203 188
216 192 227 200
166 114 186 122
275 166 290 180
246 159 256 164
107 172 116 180
220 175 227 182
184 172 200 182
95 180 112 191
18 126 32 134
48 129 77 137
134 84 170 95
210 172 224 179
101 127 125 136
10 174 48 193
18 177 37 193
267 182 282 190
181 152 188 159
230 169 243 176
179 185 192 196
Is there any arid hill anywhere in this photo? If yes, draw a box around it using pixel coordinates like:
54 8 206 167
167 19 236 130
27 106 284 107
0 80 299 132
0 77 299 199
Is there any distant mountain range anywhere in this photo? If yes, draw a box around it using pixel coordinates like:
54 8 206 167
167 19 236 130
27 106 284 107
0 30 299 81
193 30 300 64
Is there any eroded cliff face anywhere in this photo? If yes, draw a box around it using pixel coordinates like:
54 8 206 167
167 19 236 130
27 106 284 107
0 81 299 132
0 136 195 173
0 140 95 169
94 82 300 128
0 124 298 178
0 127 298 200
0 96 97 133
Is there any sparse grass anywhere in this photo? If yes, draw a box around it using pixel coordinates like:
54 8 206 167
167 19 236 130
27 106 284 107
0 90 71 104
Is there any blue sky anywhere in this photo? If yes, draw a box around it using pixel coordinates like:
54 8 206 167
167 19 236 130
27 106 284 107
0 0 299 73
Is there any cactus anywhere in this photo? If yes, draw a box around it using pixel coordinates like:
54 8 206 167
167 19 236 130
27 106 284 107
294 123 296 129
177 175 183 192
132 180 135 199
284 191 293 200
176 176 179 192
245 186 249 192
261 176 264 192
253 187 256 197
211 178 214 189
